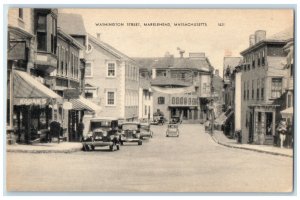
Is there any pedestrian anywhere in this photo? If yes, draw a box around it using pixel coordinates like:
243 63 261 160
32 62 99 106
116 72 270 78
78 120 85 142
277 120 287 148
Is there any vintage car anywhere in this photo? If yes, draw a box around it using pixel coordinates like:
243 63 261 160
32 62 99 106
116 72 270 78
82 117 121 151
166 123 179 137
119 122 143 145
140 123 153 139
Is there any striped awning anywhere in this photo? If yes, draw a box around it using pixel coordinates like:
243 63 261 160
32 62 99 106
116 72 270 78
13 70 62 105
69 96 102 112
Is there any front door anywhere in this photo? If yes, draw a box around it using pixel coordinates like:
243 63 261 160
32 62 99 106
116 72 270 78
248 112 253 143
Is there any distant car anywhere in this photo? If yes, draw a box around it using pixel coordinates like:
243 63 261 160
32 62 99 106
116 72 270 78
140 123 153 139
166 123 179 137
82 117 121 151
119 122 143 145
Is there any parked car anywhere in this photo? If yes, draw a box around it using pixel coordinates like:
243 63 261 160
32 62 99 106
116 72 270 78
166 123 179 137
82 117 121 151
119 122 143 145
151 115 165 125
140 123 153 139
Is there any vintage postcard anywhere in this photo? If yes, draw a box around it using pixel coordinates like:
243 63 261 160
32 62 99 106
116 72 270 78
5 7 294 193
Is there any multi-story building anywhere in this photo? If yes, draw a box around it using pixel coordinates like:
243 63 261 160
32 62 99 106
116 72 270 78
239 29 293 144
84 33 139 121
212 69 224 117
135 52 213 123
7 8 62 143
138 68 153 121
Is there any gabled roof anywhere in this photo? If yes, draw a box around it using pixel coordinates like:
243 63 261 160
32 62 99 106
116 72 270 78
223 57 243 72
88 33 134 62
134 56 211 72
58 13 86 36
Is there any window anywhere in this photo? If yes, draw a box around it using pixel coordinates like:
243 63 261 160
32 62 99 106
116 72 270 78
158 97 165 104
252 54 255 69
176 97 179 104
244 82 246 100
184 97 187 105
247 81 249 100
262 50 265 66
145 105 147 115
252 80 254 99
107 63 116 77
188 98 191 105
287 94 292 108
36 15 47 51
65 50 68 76
85 92 93 99
261 78 264 100
180 97 183 104
107 91 115 105
18 8 23 19
257 79 260 100
258 52 261 66
271 78 282 98
172 97 175 104
85 62 92 77
60 47 64 75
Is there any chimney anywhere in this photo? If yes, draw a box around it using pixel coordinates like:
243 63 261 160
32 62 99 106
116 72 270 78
177 47 185 58
96 33 101 40
249 34 255 47
255 30 266 43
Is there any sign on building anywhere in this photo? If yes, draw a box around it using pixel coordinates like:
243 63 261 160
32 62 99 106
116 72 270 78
64 89 80 99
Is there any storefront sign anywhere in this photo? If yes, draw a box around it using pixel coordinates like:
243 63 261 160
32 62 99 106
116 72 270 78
64 89 80 99
14 98 48 105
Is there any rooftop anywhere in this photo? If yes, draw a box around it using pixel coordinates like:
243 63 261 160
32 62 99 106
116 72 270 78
58 13 86 36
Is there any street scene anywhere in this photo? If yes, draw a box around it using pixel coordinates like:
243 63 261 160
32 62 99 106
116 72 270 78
5 8 294 193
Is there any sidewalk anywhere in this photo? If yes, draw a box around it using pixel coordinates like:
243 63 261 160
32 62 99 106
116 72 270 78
211 130 293 158
6 142 83 153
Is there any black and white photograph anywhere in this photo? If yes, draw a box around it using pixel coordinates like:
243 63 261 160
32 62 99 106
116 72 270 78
4 5 295 194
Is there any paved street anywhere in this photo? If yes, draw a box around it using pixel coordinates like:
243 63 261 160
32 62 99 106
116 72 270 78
6 124 293 193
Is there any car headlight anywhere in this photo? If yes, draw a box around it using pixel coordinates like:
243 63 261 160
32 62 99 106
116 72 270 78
133 130 136 134
103 132 108 137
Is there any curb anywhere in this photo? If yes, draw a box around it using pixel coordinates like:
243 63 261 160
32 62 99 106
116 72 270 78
211 135 293 158
6 146 82 154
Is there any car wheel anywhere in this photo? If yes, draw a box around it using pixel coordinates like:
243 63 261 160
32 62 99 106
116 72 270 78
116 145 120 150
138 140 142 145
91 145 95 151
109 145 114 151
120 141 124 146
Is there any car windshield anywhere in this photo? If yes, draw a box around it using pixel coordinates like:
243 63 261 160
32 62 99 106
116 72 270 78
91 121 111 131
122 124 138 130
141 125 149 130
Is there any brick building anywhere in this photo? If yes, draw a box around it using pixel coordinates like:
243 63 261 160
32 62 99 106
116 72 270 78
239 29 293 144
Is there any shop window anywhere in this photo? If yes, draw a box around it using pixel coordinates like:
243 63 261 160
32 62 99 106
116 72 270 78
271 78 282 98
158 97 165 105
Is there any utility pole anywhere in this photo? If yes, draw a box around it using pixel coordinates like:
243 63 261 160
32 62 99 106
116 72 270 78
210 68 215 135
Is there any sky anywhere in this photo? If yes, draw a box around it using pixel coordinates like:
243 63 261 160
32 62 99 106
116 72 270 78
61 9 293 74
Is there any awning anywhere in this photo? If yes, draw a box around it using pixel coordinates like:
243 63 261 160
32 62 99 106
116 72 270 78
13 70 62 105
69 96 102 112
151 85 195 94
280 107 293 118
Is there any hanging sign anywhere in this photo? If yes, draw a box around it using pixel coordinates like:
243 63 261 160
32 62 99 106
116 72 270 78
63 102 73 110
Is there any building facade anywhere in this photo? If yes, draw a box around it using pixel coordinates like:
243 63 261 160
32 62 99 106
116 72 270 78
135 52 213 123
138 69 153 121
84 33 139 121
239 29 293 144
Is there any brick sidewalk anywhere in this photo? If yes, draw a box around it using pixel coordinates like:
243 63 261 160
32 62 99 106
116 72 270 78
211 130 293 158
6 142 83 153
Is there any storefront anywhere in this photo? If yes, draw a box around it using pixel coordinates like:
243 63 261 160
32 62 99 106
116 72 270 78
11 70 62 144
248 104 278 145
